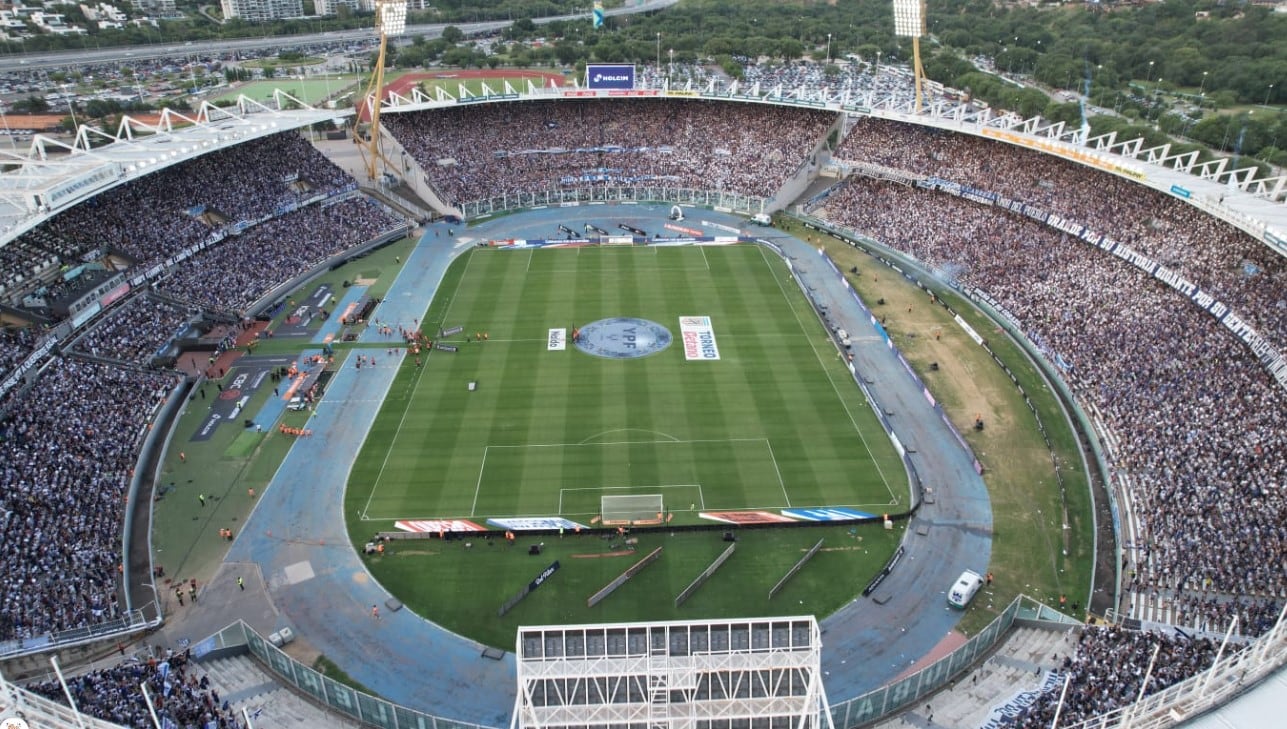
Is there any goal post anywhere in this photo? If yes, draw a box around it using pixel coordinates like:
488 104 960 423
600 493 664 526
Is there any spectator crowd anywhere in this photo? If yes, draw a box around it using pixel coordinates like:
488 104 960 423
820 123 1285 637
29 647 243 729
0 131 401 647
0 357 176 641
0 92 1281 727
1004 626 1217 728
383 99 835 204
4 131 361 293
155 196 401 313
73 295 194 365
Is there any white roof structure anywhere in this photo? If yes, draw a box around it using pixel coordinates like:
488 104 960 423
513 616 832 729
0 91 343 246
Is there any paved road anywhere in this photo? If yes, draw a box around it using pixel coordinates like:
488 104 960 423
158 206 991 725
0 0 679 73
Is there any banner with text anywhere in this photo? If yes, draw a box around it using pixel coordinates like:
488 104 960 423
548 328 567 350
679 315 721 360
586 64 636 90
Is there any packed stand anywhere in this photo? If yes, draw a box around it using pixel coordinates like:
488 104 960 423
155 196 402 314
11 132 357 280
818 176 1285 635
28 648 243 729
738 59 935 106
0 325 38 382
834 117 1287 350
0 358 176 641
383 99 835 204
73 294 193 365
1003 626 1216 728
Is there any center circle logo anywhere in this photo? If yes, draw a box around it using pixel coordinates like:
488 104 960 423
574 318 672 359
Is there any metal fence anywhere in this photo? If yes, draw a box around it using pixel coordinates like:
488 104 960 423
459 187 768 220
829 597 1023 727
0 607 157 661
198 621 497 729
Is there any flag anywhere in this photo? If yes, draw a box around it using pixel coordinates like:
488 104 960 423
593 1 604 28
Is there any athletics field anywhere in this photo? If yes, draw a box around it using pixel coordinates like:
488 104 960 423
344 243 908 643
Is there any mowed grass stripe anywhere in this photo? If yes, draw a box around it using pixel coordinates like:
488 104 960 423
737 250 881 508
675 248 767 510
350 244 904 526
472 251 557 515
710 249 814 508
760 246 902 503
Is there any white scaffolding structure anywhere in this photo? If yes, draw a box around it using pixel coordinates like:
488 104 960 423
512 616 832 729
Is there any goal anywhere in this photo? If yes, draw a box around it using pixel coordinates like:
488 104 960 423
600 493 664 526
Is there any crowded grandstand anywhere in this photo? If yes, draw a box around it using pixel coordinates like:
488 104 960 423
0 88 1282 728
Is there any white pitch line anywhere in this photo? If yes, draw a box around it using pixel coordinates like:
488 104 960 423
757 245 898 504
700 245 710 271
438 247 477 328
469 445 490 517
486 437 768 449
763 438 791 508
523 266 707 275
359 349 434 519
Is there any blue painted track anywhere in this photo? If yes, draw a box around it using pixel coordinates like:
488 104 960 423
210 206 991 724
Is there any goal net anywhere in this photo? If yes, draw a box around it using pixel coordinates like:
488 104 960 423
601 494 665 526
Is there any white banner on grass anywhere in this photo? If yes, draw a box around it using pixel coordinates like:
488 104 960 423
548 328 567 350
679 316 720 360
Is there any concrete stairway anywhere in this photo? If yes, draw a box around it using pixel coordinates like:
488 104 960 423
872 625 1078 728
197 655 360 728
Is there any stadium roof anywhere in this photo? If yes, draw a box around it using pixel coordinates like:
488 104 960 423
0 92 342 245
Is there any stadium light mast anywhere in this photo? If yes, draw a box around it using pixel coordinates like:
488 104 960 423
357 0 408 181
891 0 928 113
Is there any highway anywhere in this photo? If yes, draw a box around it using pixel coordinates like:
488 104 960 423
0 0 678 73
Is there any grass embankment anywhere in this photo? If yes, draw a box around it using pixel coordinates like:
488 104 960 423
778 219 1095 634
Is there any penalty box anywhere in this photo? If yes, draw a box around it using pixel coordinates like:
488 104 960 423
473 438 789 517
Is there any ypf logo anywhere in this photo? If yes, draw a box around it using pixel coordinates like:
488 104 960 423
2 717 31 729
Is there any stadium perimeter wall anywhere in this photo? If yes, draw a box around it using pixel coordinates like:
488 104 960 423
459 186 771 219
125 377 192 617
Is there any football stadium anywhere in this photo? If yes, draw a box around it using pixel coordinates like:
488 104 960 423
0 6 1285 729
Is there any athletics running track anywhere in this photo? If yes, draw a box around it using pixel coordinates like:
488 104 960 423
177 206 991 727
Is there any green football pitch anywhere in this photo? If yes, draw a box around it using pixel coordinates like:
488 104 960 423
348 244 905 526
344 244 908 638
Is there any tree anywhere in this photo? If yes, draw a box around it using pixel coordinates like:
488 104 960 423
441 25 464 44
13 96 49 113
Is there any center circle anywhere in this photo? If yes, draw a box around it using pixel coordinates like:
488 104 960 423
574 317 672 359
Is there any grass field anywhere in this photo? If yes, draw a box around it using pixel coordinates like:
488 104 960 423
344 244 907 642
348 245 905 527
210 76 361 106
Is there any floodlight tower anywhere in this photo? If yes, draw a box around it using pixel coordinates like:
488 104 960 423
892 0 928 113
357 0 408 181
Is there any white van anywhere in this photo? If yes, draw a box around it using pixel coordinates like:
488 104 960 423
947 570 985 609
751 212 772 226
287 397 307 411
